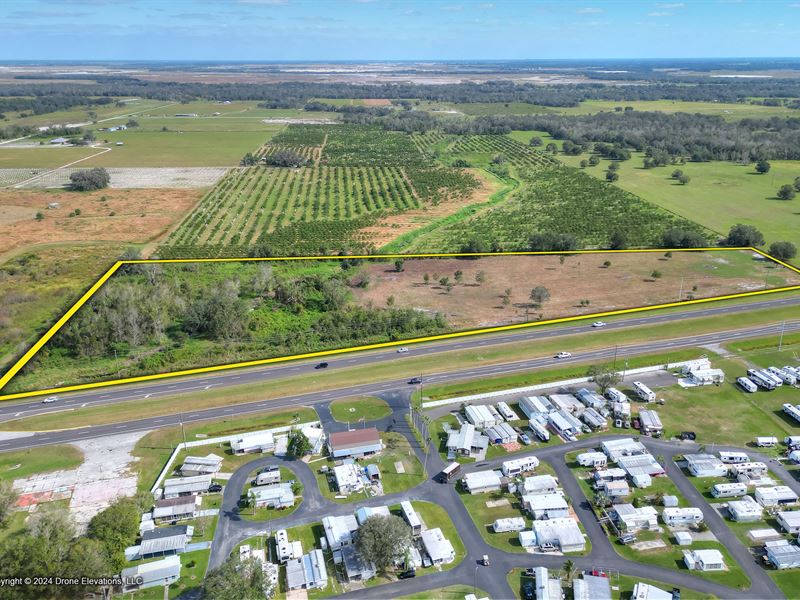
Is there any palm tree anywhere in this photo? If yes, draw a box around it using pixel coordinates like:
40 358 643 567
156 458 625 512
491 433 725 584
562 559 576 583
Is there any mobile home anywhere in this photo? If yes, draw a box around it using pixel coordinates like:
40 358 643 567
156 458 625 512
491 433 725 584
496 401 520 421
769 367 797 385
606 388 629 403
719 451 749 464
529 420 550 442
737 377 758 393
632 381 656 402
747 369 777 391
711 483 748 498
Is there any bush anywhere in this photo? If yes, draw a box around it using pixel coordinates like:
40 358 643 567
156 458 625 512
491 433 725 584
264 149 309 167
69 168 110 191
768 241 797 261
724 223 764 247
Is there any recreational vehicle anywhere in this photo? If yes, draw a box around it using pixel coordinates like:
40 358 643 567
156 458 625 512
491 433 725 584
737 377 758 393
632 381 656 402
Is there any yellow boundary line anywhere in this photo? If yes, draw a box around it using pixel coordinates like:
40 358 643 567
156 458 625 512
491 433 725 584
0 246 797 401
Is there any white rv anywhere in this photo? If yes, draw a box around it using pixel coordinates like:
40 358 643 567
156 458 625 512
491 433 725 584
737 377 758 393
632 381 656 402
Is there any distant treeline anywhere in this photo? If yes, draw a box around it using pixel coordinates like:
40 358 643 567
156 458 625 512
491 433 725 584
343 111 800 162
0 94 115 116
2 78 800 110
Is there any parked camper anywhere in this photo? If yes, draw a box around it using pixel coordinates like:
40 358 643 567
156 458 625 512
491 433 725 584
606 388 629 403
760 369 784 388
769 367 797 386
737 377 758 393
711 483 748 498
719 451 749 464
783 366 800 379
496 402 519 422
439 462 461 483
756 436 779 448
747 369 777 391
632 381 656 402
529 420 550 442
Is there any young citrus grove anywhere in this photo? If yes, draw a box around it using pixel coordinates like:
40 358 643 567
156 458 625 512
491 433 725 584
5 249 797 393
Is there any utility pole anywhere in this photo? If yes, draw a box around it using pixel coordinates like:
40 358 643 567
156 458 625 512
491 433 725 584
612 345 618 369
779 320 786 351
178 412 187 448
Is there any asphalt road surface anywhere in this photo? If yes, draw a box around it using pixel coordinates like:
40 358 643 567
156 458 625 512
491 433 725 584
1 293 798 422
0 316 798 454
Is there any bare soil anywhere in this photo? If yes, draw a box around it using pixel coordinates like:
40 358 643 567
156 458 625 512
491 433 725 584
0 188 203 255
358 169 499 248
363 98 392 106
352 252 800 329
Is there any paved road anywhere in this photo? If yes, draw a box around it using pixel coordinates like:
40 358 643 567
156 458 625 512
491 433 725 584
2 293 798 419
2 318 799 454
206 404 790 600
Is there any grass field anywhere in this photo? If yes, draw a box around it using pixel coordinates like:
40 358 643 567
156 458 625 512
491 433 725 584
329 396 391 422
0 146 103 169
4 98 171 129
398 585 489 600
508 129 800 250
130 407 317 493
0 243 128 374
0 445 83 481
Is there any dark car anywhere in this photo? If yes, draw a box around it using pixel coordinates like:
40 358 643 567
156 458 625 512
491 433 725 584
408 377 422 384
680 431 697 441
208 483 223 493
315 362 329 369
398 569 416 580
522 581 535 600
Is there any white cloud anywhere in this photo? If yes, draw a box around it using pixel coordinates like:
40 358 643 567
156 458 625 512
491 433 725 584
648 11 672 17
576 7 603 14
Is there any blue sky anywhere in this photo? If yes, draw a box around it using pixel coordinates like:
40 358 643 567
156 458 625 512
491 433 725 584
1 0 798 61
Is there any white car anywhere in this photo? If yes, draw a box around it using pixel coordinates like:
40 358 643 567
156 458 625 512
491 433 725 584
592 321 607 328
396 347 409 353
555 351 572 359
41 396 58 404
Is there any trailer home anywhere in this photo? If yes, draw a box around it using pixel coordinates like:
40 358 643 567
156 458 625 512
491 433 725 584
528 420 550 442
711 483 748 498
632 381 656 402
737 377 758 393
747 369 777 391
783 404 800 425
769 367 797 385
606 388 629 403
501 456 539 477
756 436 779 447
719 451 749 464
576 451 608 468
496 402 519 422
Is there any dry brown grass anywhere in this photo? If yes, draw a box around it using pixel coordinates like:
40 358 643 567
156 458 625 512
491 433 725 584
353 251 800 329
0 188 203 255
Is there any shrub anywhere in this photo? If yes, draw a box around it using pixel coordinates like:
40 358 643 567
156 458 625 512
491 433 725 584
69 168 110 191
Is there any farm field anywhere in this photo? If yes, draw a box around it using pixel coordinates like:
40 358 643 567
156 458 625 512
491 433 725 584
12 167 228 190
160 124 481 257
0 187 203 256
4 249 795 395
421 99 798 120
0 243 128 374
3 98 171 128
0 146 103 169
402 164 713 252
508 130 800 250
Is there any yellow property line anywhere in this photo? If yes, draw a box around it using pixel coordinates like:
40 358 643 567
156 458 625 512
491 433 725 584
0 246 797 401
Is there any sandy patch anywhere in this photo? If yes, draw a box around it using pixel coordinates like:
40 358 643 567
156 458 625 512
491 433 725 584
12 431 146 532
0 187 203 255
0 205 37 225
359 169 498 247
363 98 392 106
352 251 800 330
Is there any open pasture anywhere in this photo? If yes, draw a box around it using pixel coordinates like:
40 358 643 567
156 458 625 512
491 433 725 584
0 146 103 169
3 98 170 128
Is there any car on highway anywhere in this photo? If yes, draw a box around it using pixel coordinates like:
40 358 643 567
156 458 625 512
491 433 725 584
554 351 572 359
592 321 607 328
315 362 329 369
408 377 422 384
41 396 58 404
396 347 409 353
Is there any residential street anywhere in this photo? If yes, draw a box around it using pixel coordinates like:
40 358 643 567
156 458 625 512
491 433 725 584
206 391 792 600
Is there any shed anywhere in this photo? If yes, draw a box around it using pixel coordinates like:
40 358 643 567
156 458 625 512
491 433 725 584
674 531 692 546
328 428 383 459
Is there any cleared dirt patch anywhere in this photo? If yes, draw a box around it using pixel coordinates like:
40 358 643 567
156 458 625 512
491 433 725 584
0 187 203 255
14 166 228 189
352 251 800 329
359 169 499 248
363 98 392 106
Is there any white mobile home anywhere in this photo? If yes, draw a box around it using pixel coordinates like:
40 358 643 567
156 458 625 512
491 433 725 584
747 369 778 390
605 388 629 403
522 474 559 496
492 517 526 533
683 549 725 572
576 451 608 468
632 381 655 402
576 388 606 410
463 470 503 494
519 395 554 418
523 493 569 520
400 501 422 535
783 404 800 425
446 423 489 458
769 366 797 385
765 540 800 570
502 456 539 477
727 496 763 522
485 421 518 445
231 431 276 454
756 436 779 447
529 420 550 442
755 486 799 507
737 377 758 393
730 462 768 478
420 528 455 565
688 368 725 386
776 510 800 535
465 404 502 429
662 507 704 526
549 394 583 414
549 410 582 439
685 454 728 478
719 451 749 464
581 407 608 431
496 401 520 421
711 483 748 498
638 410 663 436
531 517 585 553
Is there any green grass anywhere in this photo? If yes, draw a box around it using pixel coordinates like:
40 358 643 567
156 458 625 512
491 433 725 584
398 585 489 600
3 98 171 129
314 432 425 502
328 396 392 423
237 466 301 521
129 407 317 493
0 445 83 481
456 487 527 554
79 130 271 167
284 521 345 599
130 548 211 599
655 357 800 446
511 129 800 251
0 146 104 168
770 570 800 600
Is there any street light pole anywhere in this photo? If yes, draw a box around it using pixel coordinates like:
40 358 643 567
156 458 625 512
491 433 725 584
779 320 786 351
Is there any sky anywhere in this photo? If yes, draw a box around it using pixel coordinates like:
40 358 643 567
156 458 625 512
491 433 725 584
1 0 799 62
